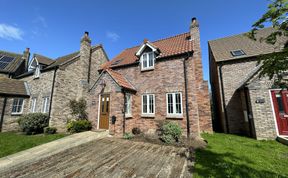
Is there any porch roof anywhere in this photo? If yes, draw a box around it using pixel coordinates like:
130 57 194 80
106 69 136 92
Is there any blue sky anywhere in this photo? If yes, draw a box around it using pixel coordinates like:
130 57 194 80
0 0 270 82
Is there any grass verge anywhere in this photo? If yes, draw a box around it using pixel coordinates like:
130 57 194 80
0 132 67 158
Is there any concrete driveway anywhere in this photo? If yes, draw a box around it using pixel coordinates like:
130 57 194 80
0 137 192 178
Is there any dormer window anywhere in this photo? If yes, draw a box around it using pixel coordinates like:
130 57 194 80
141 52 154 70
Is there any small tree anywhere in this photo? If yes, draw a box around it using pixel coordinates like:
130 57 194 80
247 0 288 88
69 98 88 120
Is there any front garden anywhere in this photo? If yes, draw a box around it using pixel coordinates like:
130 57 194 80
0 132 66 158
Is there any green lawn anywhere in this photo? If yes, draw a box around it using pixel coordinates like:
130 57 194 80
194 133 288 178
0 132 67 158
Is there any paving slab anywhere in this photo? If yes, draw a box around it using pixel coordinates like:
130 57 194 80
0 137 193 178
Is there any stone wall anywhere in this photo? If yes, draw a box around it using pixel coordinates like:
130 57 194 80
50 47 108 132
0 97 29 132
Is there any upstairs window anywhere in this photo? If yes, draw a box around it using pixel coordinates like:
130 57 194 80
12 98 24 115
42 97 50 113
166 92 183 116
231 50 246 57
141 52 154 70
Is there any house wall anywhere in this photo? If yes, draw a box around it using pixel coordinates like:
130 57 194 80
50 47 108 132
0 97 29 132
247 76 277 139
210 55 279 139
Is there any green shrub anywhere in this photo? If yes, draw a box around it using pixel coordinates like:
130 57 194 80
67 120 92 133
69 98 88 120
132 127 141 135
44 127 57 134
18 113 49 135
123 132 134 139
160 122 182 144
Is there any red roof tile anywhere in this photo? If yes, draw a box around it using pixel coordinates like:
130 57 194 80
102 32 192 68
106 69 136 91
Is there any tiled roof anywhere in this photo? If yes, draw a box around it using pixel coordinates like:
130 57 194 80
0 77 29 96
34 54 54 65
209 27 288 62
106 69 136 91
0 50 24 73
46 44 102 69
102 32 193 68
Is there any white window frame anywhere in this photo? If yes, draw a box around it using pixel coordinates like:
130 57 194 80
142 94 155 116
166 92 183 117
141 52 155 71
125 94 132 117
42 97 49 113
30 97 37 113
11 98 24 115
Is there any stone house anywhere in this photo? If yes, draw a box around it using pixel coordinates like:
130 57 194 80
209 27 288 140
88 18 212 137
0 32 109 132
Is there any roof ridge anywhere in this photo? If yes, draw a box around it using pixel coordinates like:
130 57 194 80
0 50 22 57
34 53 53 60
208 27 273 43
123 31 190 51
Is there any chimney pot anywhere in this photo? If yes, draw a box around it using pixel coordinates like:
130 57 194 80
26 48 30 52
190 17 199 28
84 31 89 36
143 38 148 43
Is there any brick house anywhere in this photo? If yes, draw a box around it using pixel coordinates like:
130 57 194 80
0 32 109 132
88 18 212 137
209 28 288 140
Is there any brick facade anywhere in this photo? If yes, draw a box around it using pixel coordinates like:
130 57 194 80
88 19 212 137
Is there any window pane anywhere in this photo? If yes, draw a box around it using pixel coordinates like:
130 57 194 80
101 98 105 113
148 53 154 67
168 94 173 114
106 97 109 112
143 54 147 68
175 93 181 114
276 94 284 113
149 95 154 113
143 95 147 113
125 94 131 115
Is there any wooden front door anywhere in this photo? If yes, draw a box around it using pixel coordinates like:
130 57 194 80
99 94 110 129
271 90 288 135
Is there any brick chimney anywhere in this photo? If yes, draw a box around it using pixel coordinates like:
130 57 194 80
23 48 30 72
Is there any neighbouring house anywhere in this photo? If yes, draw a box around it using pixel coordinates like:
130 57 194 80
209 27 288 140
0 32 109 132
88 18 212 137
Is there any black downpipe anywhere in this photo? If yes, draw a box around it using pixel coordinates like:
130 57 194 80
48 67 58 122
219 65 229 133
122 90 126 135
0 97 7 132
183 52 192 137
244 87 254 138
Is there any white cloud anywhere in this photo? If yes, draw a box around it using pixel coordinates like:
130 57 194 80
0 24 23 40
33 15 47 28
106 31 120 42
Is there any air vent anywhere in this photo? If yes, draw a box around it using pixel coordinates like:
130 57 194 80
231 50 246 57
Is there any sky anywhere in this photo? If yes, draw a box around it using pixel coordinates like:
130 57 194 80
0 0 270 83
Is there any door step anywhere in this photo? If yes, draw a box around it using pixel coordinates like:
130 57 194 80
277 136 288 146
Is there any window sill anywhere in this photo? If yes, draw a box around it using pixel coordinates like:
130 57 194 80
166 115 183 120
141 114 155 118
141 67 154 72
125 114 133 118
11 113 23 116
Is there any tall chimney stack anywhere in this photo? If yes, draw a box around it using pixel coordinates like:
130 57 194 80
23 47 30 72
